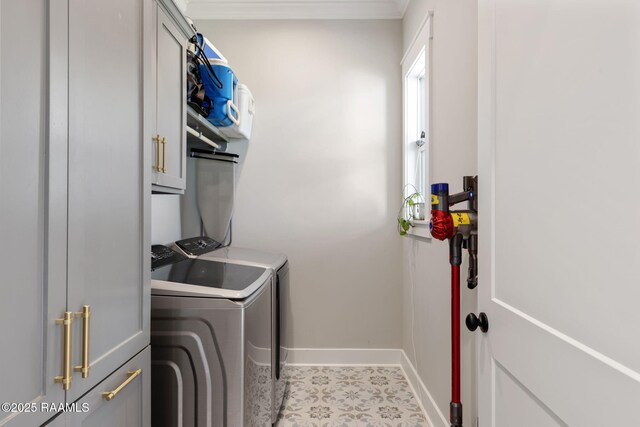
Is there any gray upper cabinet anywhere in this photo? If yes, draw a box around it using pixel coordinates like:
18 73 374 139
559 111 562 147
0 1 66 426
152 2 188 193
1 0 151 424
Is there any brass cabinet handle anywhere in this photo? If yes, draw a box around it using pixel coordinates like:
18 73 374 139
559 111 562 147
102 369 142 401
161 137 167 173
153 134 162 172
54 312 73 390
74 305 91 378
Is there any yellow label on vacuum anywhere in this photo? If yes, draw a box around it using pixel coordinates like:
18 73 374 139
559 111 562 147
452 212 471 226
431 195 439 205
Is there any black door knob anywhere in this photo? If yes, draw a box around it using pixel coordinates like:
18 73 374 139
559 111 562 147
466 312 489 333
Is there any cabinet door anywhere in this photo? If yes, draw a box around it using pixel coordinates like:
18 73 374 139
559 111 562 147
152 4 187 191
0 1 67 426
66 0 151 402
67 347 150 427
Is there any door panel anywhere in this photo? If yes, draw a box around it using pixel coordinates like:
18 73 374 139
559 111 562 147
492 0 640 370
0 1 67 425
478 0 640 425
494 363 565 427
153 5 186 190
66 0 150 401
481 300 640 425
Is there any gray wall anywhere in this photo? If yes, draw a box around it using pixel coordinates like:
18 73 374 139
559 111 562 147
401 1 478 426
194 19 404 348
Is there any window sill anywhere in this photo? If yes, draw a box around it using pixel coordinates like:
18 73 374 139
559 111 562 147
406 220 432 240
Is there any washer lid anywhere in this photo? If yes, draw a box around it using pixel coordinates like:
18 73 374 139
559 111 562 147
199 246 287 270
151 258 269 299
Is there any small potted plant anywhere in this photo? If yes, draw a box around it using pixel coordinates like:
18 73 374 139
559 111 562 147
397 186 426 236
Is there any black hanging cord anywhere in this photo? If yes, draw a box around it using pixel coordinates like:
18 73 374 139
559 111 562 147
190 35 224 90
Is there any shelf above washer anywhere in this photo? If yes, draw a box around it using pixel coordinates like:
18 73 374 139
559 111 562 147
186 105 229 148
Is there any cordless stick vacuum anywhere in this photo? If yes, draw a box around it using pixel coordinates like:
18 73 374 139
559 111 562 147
429 176 478 427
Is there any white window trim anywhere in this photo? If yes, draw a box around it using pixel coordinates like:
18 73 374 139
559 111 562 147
404 48 427 196
401 13 433 239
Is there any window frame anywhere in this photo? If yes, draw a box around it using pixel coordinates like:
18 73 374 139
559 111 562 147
401 13 432 239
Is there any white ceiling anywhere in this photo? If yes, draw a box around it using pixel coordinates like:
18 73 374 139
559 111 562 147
181 0 410 20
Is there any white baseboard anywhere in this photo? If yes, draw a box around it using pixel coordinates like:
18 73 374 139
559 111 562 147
400 350 449 427
285 348 448 427
286 348 402 366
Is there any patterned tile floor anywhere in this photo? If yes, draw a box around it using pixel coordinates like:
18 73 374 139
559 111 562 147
276 366 428 427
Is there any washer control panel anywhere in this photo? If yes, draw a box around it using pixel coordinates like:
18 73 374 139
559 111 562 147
151 245 187 270
175 236 222 256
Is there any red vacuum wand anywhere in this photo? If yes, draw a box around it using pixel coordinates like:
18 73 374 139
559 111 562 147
429 177 478 427
451 263 461 405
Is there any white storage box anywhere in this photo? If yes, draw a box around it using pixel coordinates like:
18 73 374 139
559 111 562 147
220 84 254 140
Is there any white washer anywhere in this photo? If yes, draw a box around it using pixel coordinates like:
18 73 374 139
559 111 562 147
150 245 273 427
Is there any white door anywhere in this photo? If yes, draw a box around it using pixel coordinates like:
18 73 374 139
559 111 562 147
478 1 640 425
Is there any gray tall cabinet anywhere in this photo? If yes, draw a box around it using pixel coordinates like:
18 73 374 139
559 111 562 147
0 0 151 426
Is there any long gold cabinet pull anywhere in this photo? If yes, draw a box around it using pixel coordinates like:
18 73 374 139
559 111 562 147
161 137 167 173
54 312 73 390
102 369 142 402
153 134 162 172
74 305 91 378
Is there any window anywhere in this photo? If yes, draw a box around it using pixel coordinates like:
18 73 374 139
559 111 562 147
403 47 429 227
416 72 426 197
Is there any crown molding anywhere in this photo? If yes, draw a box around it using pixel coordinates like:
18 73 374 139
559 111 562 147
185 0 406 20
395 0 410 17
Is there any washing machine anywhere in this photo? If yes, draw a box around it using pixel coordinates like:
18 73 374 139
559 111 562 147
150 244 273 427
173 237 289 424
169 147 289 424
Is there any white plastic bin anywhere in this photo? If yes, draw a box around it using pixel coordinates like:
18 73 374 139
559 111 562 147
220 84 254 140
